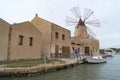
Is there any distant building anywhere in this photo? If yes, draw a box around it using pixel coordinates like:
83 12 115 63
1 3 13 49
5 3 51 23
0 18 10 60
31 14 71 58
9 21 41 60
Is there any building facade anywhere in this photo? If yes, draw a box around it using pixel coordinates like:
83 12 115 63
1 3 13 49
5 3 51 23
8 21 41 60
71 36 99 56
50 23 71 58
0 18 10 60
82 37 99 55
0 15 100 60
31 15 71 58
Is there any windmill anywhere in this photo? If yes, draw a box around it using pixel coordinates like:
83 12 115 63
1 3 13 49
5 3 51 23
66 6 100 38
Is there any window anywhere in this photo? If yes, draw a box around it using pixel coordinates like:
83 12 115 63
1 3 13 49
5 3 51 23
62 34 65 40
55 32 59 39
71 42 75 45
29 37 33 46
19 35 24 45
77 44 81 46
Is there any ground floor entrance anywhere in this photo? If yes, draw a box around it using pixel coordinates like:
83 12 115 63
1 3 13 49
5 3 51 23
55 45 70 58
55 45 59 58
84 46 90 55
62 46 70 58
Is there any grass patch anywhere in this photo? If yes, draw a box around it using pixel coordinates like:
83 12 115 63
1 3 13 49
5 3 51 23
0 58 65 68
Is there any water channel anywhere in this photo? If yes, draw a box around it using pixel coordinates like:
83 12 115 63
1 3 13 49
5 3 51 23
2 54 120 80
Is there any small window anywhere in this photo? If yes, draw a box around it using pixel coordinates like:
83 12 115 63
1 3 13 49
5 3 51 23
62 34 65 40
55 32 59 39
71 42 75 45
29 37 33 46
19 35 24 45
77 44 81 46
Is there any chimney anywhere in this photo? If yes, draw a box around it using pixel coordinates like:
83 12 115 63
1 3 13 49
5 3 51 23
36 13 38 17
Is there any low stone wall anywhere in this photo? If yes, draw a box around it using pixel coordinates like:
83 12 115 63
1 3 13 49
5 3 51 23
0 61 78 77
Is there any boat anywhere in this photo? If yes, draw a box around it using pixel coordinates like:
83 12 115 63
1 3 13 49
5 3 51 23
84 55 107 64
104 50 114 57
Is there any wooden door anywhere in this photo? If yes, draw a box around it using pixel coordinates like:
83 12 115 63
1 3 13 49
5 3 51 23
85 46 89 55
62 46 70 57
55 45 59 58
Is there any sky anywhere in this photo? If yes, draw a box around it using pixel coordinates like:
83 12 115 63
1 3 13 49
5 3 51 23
0 0 120 49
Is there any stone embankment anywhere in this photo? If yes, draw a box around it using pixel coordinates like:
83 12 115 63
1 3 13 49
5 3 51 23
0 58 78 77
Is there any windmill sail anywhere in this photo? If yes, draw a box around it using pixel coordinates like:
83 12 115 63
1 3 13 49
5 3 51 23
71 6 81 19
65 16 78 26
83 8 93 21
65 6 100 38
